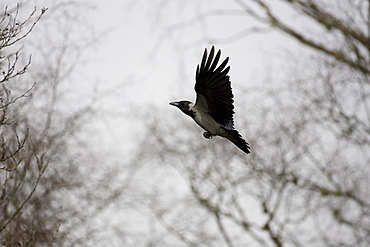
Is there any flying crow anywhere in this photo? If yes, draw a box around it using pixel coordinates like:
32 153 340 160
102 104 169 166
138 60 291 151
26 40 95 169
170 46 250 154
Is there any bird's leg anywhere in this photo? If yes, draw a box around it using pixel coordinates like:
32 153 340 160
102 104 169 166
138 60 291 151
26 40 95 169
203 131 213 139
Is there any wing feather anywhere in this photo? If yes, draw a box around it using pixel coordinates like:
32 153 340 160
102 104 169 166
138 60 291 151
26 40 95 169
195 46 235 127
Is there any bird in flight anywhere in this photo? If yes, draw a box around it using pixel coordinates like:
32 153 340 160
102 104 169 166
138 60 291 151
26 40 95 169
170 46 250 154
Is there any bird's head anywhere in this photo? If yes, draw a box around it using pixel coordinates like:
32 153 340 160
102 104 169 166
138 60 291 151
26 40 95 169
169 100 195 117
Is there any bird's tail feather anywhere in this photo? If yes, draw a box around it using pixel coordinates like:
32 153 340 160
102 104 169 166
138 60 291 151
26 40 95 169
222 127 250 154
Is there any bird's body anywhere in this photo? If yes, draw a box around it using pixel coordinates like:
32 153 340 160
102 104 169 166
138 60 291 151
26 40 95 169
170 46 250 154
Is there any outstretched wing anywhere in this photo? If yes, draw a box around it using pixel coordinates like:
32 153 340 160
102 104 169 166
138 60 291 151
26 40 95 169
195 46 235 127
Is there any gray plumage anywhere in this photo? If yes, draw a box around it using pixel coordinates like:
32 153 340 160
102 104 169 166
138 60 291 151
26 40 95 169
170 46 250 154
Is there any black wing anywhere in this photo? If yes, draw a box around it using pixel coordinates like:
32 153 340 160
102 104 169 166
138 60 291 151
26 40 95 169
195 46 235 127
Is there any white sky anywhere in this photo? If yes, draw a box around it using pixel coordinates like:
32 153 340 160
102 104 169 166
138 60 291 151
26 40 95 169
78 0 302 156
80 0 298 105
0 0 306 164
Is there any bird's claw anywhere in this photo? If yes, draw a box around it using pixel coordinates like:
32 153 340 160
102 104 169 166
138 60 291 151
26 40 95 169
203 132 213 139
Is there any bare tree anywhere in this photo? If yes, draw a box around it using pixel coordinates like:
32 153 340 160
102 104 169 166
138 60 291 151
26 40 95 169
118 1 370 246
0 3 115 246
3 1 368 246
0 5 51 246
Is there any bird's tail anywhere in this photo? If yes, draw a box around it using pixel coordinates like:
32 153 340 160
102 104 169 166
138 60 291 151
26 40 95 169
222 127 250 154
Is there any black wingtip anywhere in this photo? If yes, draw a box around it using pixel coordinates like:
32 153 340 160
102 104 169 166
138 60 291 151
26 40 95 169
204 47 215 71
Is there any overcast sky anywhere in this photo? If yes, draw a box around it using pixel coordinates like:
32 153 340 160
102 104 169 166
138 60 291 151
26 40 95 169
79 0 298 105
0 0 307 160
0 0 309 154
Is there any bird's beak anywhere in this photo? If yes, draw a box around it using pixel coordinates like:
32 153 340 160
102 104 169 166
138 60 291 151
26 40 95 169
169 102 180 107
